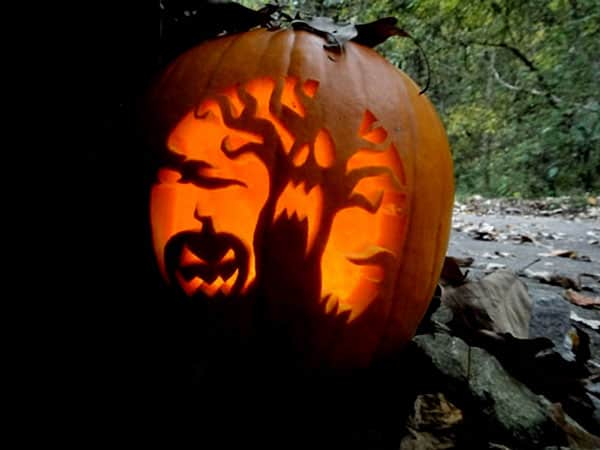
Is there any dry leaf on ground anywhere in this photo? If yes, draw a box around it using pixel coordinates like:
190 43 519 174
442 269 533 338
522 269 580 290
440 257 469 287
564 289 600 308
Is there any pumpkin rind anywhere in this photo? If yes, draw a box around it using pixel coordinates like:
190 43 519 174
145 28 454 368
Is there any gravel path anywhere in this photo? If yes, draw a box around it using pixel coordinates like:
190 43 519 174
447 210 600 362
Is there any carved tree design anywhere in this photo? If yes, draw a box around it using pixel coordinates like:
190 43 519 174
192 76 409 322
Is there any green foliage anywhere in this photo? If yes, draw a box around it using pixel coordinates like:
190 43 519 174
238 0 600 198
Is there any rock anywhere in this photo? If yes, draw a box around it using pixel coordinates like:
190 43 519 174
528 289 572 357
411 333 565 449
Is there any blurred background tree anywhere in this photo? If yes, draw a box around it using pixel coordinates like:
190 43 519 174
236 0 600 198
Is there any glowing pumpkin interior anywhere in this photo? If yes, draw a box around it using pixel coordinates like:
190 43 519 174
150 76 408 321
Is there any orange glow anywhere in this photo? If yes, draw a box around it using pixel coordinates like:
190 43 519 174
221 86 245 118
175 268 239 298
320 206 384 314
347 145 406 189
274 181 323 256
150 93 270 297
314 129 336 168
244 78 295 154
292 144 310 167
321 141 407 319
359 110 377 135
151 75 410 324
359 110 388 144
158 168 182 184
146 29 456 368
281 77 306 118
320 193 406 319
302 79 319 98
350 177 384 211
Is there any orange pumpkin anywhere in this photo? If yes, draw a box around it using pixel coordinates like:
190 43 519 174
144 28 454 368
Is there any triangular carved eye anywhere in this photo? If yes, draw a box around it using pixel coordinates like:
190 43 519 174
359 110 387 144
302 79 319 98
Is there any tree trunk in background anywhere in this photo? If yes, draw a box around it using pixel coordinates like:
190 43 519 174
483 50 495 194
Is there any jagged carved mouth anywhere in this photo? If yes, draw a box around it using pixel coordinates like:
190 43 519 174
177 247 240 297
165 231 249 299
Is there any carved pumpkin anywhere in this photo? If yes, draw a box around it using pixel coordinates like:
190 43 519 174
145 28 454 368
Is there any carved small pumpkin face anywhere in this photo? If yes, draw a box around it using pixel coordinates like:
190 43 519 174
151 100 269 298
146 29 454 367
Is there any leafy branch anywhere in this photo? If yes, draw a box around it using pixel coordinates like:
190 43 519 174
489 59 599 113
458 39 560 108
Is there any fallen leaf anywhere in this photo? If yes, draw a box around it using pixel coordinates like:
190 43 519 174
400 393 463 450
412 393 463 430
548 402 600 450
538 249 591 261
514 234 534 244
513 233 555 249
565 289 600 308
570 312 600 330
474 329 554 357
440 257 469 287
577 273 600 293
455 256 475 267
485 262 507 273
538 249 578 258
540 207 565 216
503 207 522 215
482 252 500 260
522 269 580 290
548 275 579 290
522 269 553 282
442 269 533 338
579 273 600 283
469 230 497 241
464 222 498 241
567 326 592 364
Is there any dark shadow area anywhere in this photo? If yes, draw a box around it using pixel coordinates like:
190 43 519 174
70 4 422 447
75 0 171 403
